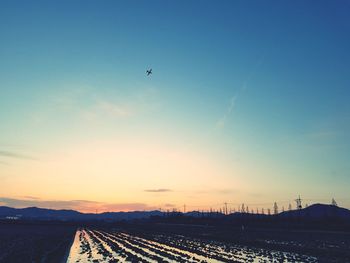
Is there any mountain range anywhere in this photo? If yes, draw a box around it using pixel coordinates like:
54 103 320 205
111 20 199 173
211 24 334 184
0 203 349 221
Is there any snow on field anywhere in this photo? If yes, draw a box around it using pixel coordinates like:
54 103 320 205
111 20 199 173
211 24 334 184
66 228 317 263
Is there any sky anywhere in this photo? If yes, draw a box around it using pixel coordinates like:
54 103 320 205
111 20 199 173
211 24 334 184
0 0 350 213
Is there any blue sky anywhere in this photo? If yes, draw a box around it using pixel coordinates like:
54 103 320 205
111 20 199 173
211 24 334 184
0 1 349 211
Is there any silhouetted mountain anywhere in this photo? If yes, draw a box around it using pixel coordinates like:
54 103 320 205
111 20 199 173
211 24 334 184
184 211 225 218
0 206 163 221
1 204 349 222
226 212 269 219
278 204 350 219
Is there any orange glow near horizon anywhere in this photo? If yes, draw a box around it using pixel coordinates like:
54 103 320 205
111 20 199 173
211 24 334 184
0 137 248 212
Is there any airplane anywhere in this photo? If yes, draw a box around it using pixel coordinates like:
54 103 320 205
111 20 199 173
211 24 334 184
146 68 152 76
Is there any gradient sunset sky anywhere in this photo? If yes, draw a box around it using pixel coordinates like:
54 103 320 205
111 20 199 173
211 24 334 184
1 1 349 212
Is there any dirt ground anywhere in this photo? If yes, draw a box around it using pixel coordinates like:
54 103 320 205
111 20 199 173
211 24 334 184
0 222 76 263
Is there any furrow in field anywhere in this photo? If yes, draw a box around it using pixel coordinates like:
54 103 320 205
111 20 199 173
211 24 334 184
148 234 248 262
116 232 224 263
146 233 317 263
116 232 194 262
100 232 173 262
83 229 107 262
66 229 92 263
86 230 125 262
101 231 197 262
92 230 155 262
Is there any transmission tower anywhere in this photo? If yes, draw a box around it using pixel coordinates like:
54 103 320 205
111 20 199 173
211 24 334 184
331 198 337 206
273 202 278 215
295 195 302 210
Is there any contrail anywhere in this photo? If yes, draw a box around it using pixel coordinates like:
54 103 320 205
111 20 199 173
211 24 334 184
0 150 38 161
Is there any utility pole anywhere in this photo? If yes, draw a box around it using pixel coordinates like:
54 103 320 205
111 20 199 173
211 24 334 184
224 202 228 215
183 204 186 213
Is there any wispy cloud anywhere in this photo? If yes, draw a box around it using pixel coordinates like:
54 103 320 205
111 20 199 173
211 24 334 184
0 150 38 161
81 100 132 121
215 82 248 130
21 196 41 200
215 54 265 130
96 100 132 118
144 188 172 193
0 197 94 210
50 86 159 123
0 197 158 213
216 95 238 129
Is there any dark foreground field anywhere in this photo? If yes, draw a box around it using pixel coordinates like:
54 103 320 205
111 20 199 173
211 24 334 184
1 221 350 262
65 222 350 262
110 223 350 262
67 227 318 262
0 222 76 263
